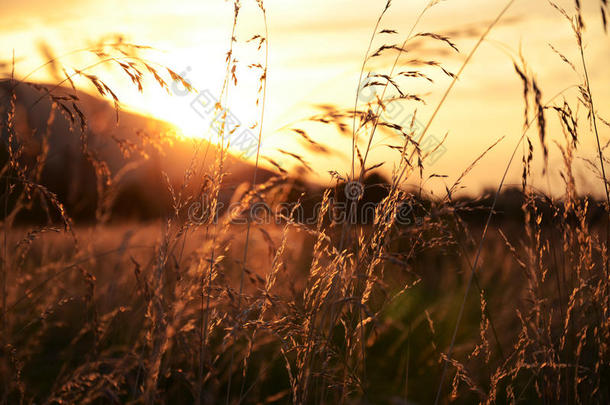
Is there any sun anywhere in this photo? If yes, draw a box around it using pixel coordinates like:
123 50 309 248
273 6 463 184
117 50 268 159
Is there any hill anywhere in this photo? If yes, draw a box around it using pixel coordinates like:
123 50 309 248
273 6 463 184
0 80 277 221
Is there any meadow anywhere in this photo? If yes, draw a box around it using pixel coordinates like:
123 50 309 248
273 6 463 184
1 0 609 404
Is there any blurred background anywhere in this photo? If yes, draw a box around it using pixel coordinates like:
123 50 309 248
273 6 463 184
1 0 609 198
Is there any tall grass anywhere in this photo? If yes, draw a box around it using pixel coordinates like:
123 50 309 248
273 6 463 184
0 0 609 404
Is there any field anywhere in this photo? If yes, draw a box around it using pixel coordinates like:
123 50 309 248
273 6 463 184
1 0 610 404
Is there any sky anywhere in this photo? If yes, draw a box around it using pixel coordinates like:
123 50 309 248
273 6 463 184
1 0 609 197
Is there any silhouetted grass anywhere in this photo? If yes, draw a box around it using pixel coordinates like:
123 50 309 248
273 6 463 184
1 1 609 404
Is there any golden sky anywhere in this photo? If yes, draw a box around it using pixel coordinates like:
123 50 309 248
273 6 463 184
1 0 609 197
